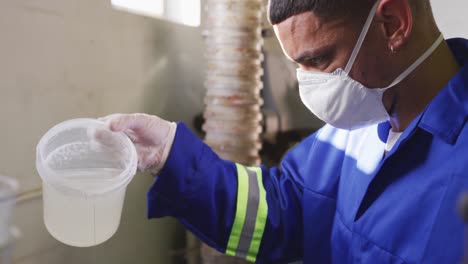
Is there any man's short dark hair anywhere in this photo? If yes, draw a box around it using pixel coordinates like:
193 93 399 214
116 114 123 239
268 0 375 25
268 0 430 25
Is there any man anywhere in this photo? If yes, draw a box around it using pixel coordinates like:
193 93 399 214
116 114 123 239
101 0 468 262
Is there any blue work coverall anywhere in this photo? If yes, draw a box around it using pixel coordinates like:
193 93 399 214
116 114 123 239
147 38 468 263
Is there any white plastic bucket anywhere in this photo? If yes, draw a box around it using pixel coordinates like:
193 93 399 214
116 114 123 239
0 176 18 248
36 118 137 247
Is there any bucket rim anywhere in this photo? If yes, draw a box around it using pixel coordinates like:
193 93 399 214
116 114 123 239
36 118 138 197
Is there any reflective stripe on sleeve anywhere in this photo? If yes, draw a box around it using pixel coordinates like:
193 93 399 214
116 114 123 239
226 164 268 262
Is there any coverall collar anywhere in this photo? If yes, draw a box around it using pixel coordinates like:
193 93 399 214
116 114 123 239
416 38 468 144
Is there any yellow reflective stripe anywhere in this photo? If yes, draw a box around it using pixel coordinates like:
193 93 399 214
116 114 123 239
226 164 249 257
226 164 268 263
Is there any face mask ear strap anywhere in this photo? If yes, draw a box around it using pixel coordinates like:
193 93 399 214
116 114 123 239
383 34 444 89
344 0 381 74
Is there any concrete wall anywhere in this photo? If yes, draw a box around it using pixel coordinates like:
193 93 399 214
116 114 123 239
432 0 468 38
0 0 205 263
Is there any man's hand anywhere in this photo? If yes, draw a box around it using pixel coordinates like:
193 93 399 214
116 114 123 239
99 113 177 174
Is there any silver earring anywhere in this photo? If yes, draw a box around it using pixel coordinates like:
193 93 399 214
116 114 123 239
390 46 396 53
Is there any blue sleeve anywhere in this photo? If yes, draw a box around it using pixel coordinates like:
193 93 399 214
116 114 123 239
147 123 316 263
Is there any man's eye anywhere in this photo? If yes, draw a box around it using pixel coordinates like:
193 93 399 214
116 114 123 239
304 56 326 67
296 50 334 71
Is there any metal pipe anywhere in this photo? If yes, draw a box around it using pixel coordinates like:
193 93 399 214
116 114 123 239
201 0 265 262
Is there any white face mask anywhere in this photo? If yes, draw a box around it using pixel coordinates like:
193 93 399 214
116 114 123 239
297 0 444 130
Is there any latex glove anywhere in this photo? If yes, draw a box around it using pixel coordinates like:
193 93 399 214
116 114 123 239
99 113 177 174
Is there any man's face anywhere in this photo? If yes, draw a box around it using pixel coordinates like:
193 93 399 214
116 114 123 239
273 11 395 89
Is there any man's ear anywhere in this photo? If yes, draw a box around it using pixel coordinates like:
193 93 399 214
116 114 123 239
376 0 413 52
